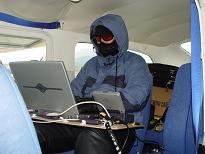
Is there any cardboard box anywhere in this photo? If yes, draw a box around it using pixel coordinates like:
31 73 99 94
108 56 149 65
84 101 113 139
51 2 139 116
151 86 172 117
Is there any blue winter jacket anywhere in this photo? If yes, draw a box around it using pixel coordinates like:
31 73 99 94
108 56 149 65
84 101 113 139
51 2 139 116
71 14 153 152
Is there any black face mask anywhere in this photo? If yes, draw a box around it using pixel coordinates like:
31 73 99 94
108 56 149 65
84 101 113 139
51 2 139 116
96 40 119 57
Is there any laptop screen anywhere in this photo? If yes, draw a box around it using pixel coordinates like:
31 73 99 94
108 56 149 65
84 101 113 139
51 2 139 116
9 61 78 116
92 91 125 114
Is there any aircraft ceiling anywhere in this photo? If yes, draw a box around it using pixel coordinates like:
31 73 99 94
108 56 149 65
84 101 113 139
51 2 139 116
0 0 189 46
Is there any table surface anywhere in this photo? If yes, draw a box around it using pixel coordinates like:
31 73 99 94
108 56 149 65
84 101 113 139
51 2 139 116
32 116 143 130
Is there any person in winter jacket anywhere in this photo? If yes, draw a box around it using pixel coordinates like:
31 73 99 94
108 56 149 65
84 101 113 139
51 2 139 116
35 14 152 154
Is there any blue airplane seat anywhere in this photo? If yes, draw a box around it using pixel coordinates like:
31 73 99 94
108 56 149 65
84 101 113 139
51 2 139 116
144 63 197 154
0 65 41 154
144 130 163 146
163 63 196 154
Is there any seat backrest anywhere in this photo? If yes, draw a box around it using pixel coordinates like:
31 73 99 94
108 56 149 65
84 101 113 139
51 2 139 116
0 65 41 154
163 63 196 154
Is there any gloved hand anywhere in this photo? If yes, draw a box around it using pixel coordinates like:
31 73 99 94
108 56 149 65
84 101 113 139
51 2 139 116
74 96 100 114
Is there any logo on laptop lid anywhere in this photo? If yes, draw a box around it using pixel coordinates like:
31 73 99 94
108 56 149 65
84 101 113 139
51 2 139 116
23 83 63 93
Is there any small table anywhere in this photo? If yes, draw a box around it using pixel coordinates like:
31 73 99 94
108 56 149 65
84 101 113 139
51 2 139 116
32 116 143 130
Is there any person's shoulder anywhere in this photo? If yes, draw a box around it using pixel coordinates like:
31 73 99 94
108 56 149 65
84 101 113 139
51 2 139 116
83 56 98 67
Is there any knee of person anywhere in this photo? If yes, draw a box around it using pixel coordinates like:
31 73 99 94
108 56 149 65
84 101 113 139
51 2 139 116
36 128 47 144
79 129 101 139
78 129 108 143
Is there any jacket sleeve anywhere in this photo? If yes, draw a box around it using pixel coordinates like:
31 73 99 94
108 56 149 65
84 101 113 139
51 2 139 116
71 63 88 98
71 57 98 98
119 55 153 112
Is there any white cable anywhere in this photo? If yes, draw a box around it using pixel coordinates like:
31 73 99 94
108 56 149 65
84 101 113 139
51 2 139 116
46 101 111 119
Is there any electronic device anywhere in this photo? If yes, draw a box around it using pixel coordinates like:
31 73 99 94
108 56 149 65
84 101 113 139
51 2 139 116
92 91 134 122
9 61 79 117
92 91 125 113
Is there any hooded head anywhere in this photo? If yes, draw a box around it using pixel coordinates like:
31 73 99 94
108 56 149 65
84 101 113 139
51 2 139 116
90 14 129 57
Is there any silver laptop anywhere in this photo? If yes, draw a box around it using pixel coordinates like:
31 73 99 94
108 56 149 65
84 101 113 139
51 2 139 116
9 61 78 117
92 91 125 114
92 91 134 122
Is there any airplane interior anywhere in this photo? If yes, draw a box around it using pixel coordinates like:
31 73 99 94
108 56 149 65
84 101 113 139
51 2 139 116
0 0 204 154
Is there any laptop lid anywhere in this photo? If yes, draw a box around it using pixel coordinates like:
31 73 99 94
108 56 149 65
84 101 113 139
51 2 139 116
92 91 125 114
9 61 78 116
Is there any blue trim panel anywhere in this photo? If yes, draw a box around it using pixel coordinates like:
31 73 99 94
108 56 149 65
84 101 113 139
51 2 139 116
0 12 60 29
191 0 203 146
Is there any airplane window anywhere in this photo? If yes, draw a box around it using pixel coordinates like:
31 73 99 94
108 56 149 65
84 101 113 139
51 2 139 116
75 43 153 76
75 43 96 76
0 35 46 69
128 50 153 64
181 41 191 55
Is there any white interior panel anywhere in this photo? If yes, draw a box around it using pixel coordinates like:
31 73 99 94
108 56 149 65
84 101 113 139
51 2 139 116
0 0 190 46
44 29 89 80
129 42 191 67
